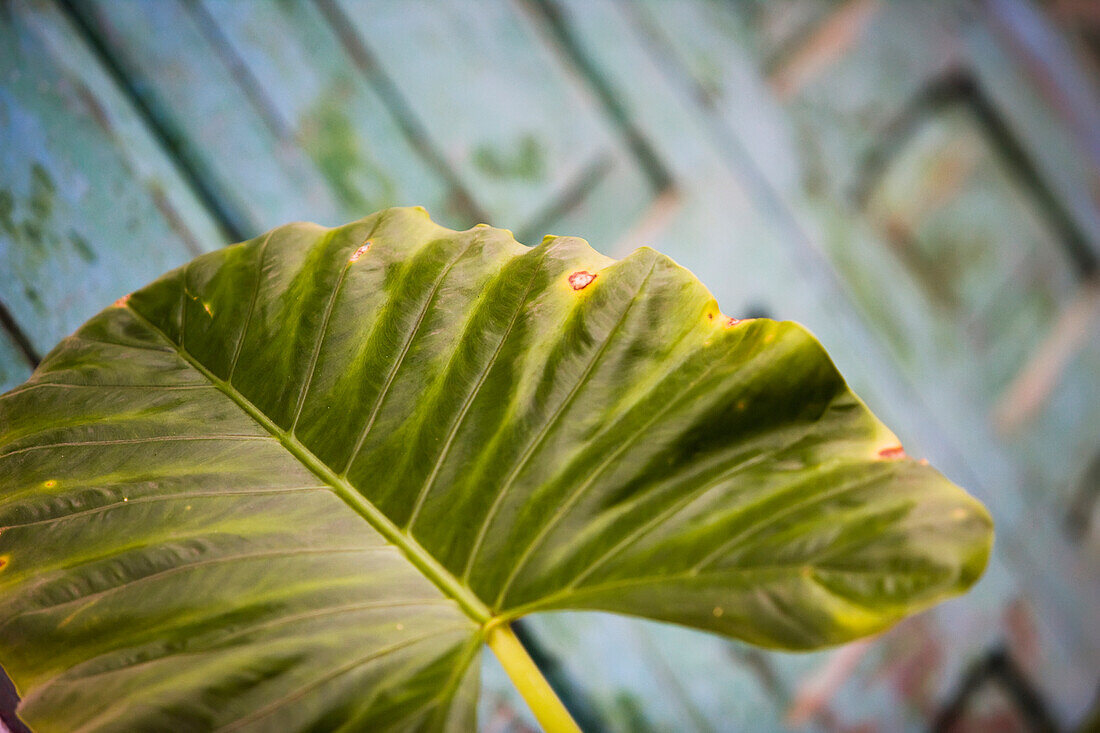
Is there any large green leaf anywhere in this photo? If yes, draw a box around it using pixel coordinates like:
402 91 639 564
0 207 991 731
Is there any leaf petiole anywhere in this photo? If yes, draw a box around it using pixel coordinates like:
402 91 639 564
486 620 582 733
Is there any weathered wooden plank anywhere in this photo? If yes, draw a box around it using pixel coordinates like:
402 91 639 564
69 0 340 236
0 0 223 357
191 0 460 228
71 0 436 236
0 329 32 394
331 0 652 239
862 106 1080 405
963 0 1100 264
780 1 962 197
1003 326 1100 510
634 0 957 199
624 0 805 198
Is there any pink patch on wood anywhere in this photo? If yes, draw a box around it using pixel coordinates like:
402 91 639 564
878 445 907 460
349 241 372 263
568 271 596 290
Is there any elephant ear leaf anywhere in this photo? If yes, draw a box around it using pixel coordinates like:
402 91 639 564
0 207 991 731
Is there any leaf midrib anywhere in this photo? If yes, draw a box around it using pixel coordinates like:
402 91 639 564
123 304 494 626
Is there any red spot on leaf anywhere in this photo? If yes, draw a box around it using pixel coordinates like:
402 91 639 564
878 445 907 460
725 317 741 327
349 240 372 263
113 294 130 307
568 271 596 290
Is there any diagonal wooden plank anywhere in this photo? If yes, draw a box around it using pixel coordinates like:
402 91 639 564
68 0 450 237
0 0 224 358
190 0 460 229
330 0 652 239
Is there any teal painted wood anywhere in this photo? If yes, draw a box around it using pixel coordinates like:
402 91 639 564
0 330 31 394
0 0 223 358
192 0 459 229
70 0 340 236
1005 330 1100 510
626 0 805 199
71 0 400 236
765 1 960 197
963 3 1100 260
862 106 1079 406
333 0 653 239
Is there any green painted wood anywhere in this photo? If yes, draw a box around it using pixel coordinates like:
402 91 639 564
332 0 652 239
0 0 223 358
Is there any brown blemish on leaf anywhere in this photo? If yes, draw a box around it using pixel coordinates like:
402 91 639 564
43 479 57 489
113 294 130 308
568 271 596 290
712 606 724 617
725 317 741 328
0 555 9 572
878 445 907 460
951 508 969 521
202 301 214 318
349 240 372 263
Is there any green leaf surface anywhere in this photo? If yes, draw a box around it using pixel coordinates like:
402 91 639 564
0 207 991 731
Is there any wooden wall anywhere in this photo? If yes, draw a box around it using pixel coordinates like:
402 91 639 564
2 0 1098 729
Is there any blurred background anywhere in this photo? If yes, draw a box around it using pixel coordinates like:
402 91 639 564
2 0 1099 730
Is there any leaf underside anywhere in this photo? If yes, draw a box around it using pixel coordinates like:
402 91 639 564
0 207 991 731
